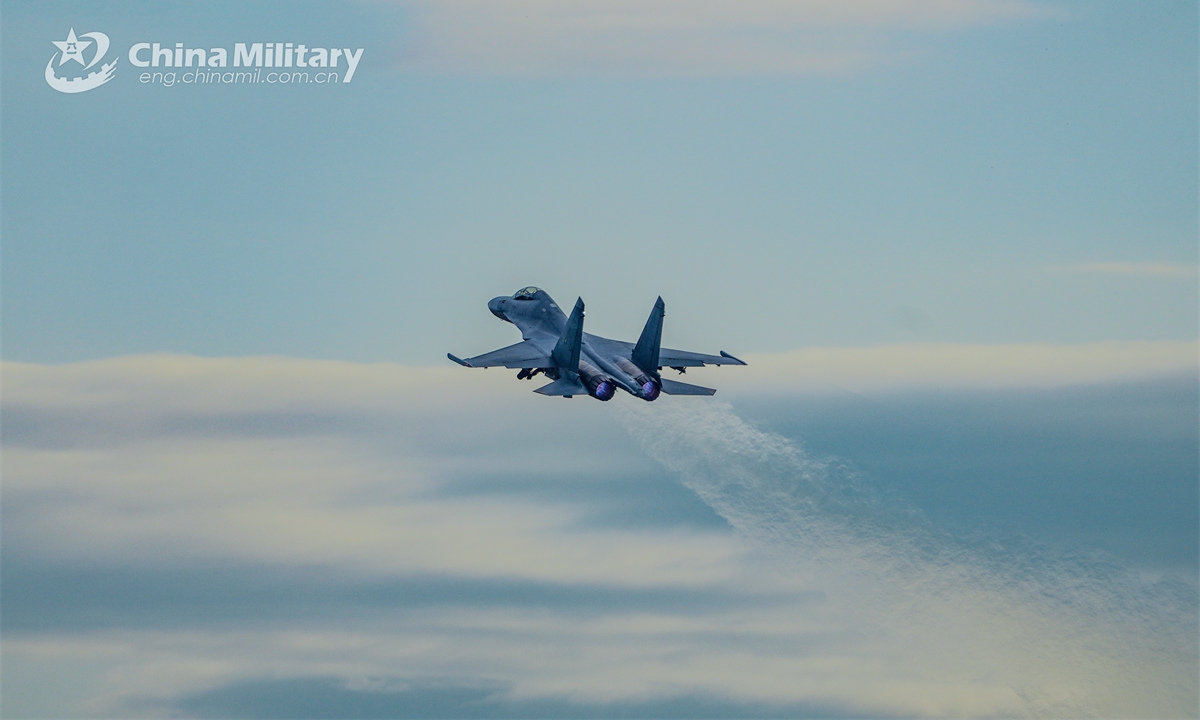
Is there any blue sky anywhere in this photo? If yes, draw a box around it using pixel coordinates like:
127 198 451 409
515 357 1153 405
2 0 1195 361
2 1 1198 717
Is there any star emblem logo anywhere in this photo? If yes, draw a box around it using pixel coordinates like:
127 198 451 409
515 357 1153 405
52 28 92 67
45 28 116 94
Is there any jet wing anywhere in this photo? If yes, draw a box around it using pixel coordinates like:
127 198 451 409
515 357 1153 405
452 340 552 368
657 347 747 368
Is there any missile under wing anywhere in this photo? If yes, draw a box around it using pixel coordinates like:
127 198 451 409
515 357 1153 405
448 287 745 400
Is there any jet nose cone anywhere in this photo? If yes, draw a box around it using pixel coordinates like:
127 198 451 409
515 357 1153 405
488 296 507 320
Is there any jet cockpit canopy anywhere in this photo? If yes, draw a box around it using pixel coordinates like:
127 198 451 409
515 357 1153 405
513 286 541 300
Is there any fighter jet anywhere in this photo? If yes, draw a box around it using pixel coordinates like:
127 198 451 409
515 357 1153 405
448 286 746 400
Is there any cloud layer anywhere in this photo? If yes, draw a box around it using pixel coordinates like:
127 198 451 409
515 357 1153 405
3 347 1197 717
1065 262 1199 279
394 0 1054 76
731 340 1198 393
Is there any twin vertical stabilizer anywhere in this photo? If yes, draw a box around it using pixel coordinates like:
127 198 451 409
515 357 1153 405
632 296 664 375
551 297 585 373
538 297 588 396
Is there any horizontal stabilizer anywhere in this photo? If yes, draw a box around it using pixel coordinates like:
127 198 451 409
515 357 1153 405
659 378 716 396
534 377 588 397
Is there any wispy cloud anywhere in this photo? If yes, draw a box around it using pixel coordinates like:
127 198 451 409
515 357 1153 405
620 399 1197 717
727 340 1198 394
1064 262 1199 278
393 0 1055 76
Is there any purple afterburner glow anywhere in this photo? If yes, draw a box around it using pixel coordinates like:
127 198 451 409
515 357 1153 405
594 380 616 401
641 380 660 401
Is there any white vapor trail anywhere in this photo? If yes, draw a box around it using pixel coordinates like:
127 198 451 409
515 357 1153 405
618 398 1198 717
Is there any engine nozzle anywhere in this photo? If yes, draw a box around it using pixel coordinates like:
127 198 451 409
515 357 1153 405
590 379 616 401
640 379 660 401
578 359 616 401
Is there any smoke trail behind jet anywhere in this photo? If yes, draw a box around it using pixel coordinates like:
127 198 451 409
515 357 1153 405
619 398 1197 717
